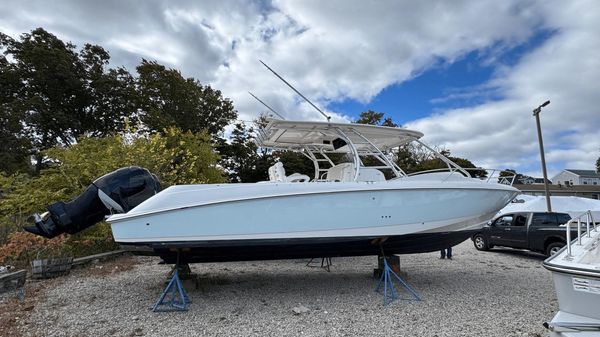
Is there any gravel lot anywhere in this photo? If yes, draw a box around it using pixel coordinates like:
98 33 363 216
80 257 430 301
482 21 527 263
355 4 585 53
1 241 558 337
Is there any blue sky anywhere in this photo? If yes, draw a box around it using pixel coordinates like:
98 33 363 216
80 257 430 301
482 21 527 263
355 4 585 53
1 0 598 177
330 29 555 126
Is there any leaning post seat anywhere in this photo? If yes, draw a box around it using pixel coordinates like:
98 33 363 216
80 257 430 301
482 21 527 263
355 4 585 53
267 162 310 183
326 163 385 182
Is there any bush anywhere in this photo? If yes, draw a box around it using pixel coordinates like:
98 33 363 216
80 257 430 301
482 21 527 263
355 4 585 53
0 128 225 263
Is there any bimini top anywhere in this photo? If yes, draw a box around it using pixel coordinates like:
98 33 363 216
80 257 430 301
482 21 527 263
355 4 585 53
256 118 424 152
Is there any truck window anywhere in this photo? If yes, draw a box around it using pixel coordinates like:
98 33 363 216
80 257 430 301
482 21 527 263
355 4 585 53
495 215 513 227
531 213 558 227
514 214 527 226
556 214 572 226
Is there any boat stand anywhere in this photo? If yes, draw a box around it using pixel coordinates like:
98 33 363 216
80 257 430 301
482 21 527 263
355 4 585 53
375 257 422 305
306 257 333 272
152 269 191 312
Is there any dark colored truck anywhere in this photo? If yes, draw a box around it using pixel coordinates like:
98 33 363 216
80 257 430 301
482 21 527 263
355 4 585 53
471 212 575 256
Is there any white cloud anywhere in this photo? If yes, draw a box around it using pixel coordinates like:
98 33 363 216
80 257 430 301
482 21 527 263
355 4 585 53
406 0 600 176
0 0 598 175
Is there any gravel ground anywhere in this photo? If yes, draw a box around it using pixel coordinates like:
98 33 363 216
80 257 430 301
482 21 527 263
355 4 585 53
2 241 558 337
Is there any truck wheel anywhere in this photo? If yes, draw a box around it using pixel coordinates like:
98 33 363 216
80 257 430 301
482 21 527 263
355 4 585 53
546 242 565 256
473 234 490 251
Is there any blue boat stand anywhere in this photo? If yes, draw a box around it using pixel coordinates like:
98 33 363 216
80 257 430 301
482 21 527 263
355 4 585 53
152 269 191 312
375 256 422 305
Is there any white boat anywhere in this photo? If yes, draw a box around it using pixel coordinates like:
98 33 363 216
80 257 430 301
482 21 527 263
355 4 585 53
543 211 600 336
102 119 519 263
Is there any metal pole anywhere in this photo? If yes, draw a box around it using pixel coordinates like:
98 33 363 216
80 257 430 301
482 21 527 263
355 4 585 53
566 221 572 258
248 92 286 120
533 100 552 212
577 219 581 245
259 60 331 122
587 212 591 238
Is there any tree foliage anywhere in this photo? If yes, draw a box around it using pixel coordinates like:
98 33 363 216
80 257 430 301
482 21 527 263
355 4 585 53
354 110 398 127
353 110 486 177
499 169 530 183
410 153 488 178
137 60 237 136
0 129 225 264
218 122 275 183
0 28 141 172
0 28 238 174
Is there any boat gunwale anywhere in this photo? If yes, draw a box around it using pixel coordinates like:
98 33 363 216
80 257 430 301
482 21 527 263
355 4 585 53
542 262 600 279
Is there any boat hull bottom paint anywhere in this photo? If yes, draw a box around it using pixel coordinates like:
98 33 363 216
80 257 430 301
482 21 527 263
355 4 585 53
119 230 475 264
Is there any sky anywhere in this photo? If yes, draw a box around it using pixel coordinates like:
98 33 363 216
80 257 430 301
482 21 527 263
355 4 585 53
1 0 599 178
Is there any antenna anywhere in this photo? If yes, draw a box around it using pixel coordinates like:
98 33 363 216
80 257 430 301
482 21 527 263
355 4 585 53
259 60 331 122
248 91 285 120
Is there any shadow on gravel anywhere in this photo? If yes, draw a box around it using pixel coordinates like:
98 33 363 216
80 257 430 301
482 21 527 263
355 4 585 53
483 248 547 261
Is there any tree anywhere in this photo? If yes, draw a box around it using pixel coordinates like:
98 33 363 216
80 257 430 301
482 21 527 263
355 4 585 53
596 156 599 172
409 151 487 178
0 28 139 173
499 169 529 184
354 110 398 127
0 54 31 173
395 145 419 173
0 128 226 263
136 60 237 136
79 44 139 137
217 122 275 183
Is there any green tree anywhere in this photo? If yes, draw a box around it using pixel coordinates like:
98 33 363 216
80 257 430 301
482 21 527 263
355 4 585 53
0 54 31 173
80 44 139 137
396 145 419 173
354 110 398 127
0 28 138 172
596 156 599 172
274 150 314 178
498 169 530 184
409 152 487 178
217 121 279 183
0 129 225 262
136 60 237 136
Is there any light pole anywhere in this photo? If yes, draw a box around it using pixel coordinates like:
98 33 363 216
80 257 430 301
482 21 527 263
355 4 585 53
533 100 552 212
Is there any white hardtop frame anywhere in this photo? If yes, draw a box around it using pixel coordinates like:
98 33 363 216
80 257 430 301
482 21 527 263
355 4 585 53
256 118 474 182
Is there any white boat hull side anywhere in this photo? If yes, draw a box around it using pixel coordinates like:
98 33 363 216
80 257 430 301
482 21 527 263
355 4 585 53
553 271 600 321
110 187 516 243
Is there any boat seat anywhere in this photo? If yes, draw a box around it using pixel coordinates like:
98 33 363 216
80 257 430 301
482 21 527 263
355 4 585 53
326 163 385 182
268 162 310 183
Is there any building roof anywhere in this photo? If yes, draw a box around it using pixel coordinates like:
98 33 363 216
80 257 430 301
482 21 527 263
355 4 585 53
564 169 600 178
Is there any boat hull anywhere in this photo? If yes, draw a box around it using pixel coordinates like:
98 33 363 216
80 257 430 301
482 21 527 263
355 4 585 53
108 181 517 262
123 230 476 263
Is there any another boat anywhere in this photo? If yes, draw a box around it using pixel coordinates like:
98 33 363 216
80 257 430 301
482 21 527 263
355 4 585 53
543 211 600 336
28 119 518 263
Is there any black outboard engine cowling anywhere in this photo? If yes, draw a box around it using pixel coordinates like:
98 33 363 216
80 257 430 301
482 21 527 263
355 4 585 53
25 166 161 239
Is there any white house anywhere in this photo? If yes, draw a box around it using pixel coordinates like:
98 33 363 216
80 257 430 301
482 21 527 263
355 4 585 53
552 169 600 186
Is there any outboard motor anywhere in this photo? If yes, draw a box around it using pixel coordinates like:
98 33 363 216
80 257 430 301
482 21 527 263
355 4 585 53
25 166 161 239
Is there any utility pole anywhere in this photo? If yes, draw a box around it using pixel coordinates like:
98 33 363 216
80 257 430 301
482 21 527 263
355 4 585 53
533 100 552 212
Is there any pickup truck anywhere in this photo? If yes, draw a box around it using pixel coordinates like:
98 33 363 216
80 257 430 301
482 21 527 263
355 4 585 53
471 212 575 256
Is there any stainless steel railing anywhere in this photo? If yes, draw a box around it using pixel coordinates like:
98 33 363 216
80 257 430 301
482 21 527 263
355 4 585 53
565 210 597 259
405 168 517 185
